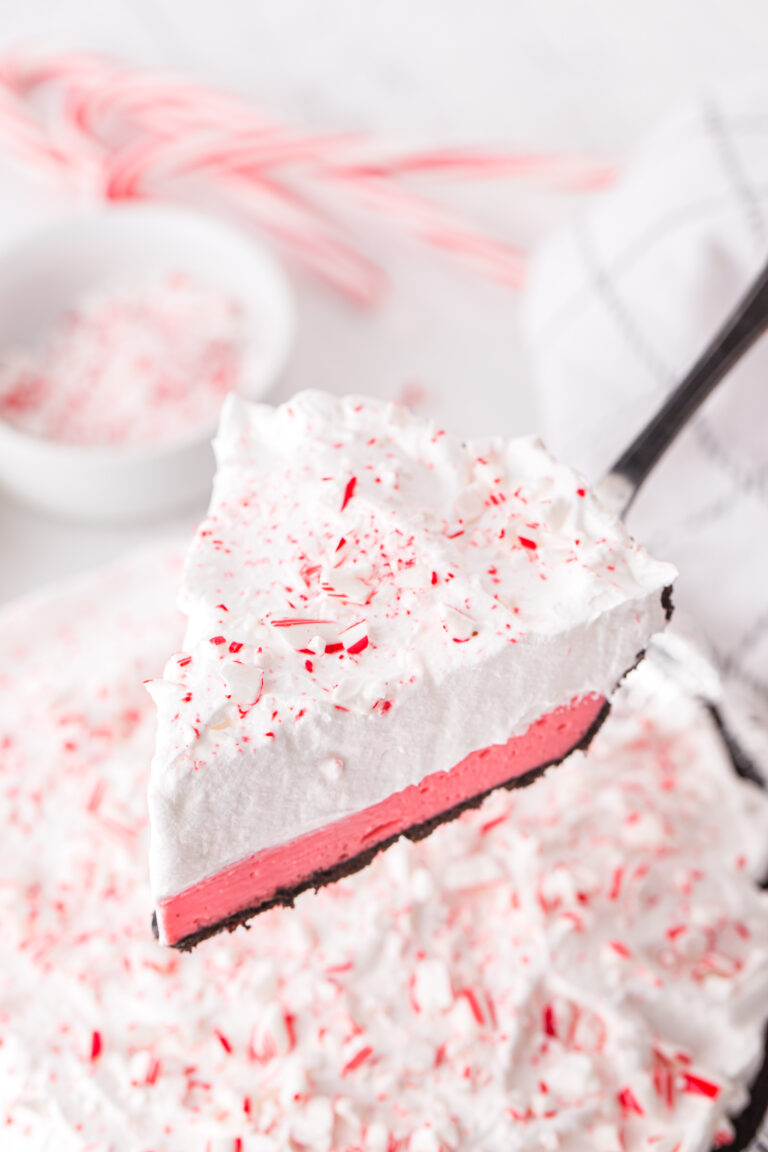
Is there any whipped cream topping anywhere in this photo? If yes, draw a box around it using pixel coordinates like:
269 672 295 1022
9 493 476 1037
148 391 675 900
1 545 767 1151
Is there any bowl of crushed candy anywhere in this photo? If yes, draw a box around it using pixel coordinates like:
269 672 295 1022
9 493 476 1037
0 203 294 522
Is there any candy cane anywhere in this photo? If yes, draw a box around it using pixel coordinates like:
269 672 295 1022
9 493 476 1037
104 131 364 200
329 148 615 190
0 50 614 302
0 53 375 298
195 166 386 305
320 169 527 287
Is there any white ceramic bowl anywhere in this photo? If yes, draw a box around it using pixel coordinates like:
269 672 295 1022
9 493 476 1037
0 204 294 522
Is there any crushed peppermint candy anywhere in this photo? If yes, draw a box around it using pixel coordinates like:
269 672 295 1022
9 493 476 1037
1 544 768 1150
155 391 674 766
0 271 249 445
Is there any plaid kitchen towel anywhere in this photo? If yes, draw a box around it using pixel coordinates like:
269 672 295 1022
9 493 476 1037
524 78 768 751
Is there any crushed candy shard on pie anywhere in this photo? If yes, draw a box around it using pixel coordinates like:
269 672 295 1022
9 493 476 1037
147 391 676 948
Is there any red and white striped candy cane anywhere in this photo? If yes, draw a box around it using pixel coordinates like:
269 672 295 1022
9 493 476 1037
0 50 614 302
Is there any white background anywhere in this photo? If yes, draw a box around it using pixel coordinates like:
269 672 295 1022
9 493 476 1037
1 0 767 603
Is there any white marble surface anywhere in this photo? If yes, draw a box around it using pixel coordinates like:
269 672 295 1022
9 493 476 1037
1 0 767 602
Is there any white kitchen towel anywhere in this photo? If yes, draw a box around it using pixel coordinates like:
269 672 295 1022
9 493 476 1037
524 77 768 740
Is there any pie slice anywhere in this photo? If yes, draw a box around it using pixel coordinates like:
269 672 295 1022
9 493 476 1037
147 391 675 948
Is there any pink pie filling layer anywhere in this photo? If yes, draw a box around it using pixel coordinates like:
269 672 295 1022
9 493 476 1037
158 693 606 946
